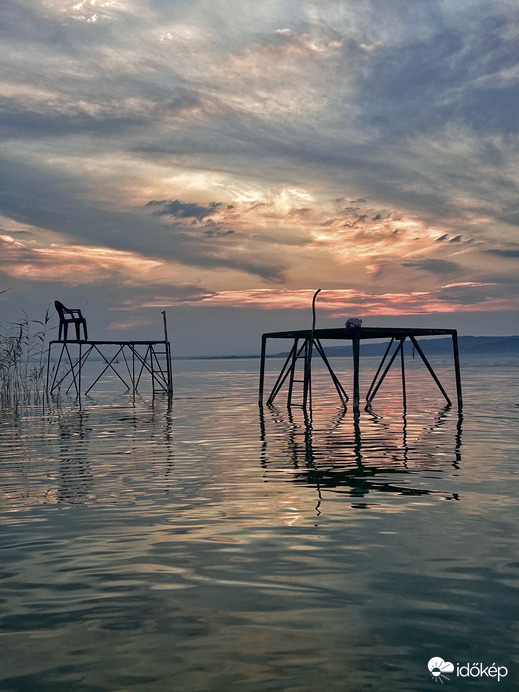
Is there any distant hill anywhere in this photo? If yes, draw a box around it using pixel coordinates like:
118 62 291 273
269 335 519 359
172 335 519 360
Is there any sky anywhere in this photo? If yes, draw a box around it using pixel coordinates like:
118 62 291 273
1 0 519 356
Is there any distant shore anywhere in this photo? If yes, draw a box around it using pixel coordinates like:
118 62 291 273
172 335 519 360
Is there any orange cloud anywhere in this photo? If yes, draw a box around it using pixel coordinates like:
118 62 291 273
192 288 518 315
0 235 164 286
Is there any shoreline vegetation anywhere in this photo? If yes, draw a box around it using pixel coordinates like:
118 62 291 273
0 310 51 407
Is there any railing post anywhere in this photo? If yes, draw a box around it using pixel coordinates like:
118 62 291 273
162 310 173 397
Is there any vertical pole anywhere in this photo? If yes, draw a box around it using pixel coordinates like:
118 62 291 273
162 311 173 397
78 342 82 402
303 289 321 410
311 289 321 333
352 327 360 411
452 331 463 411
302 338 311 409
259 335 267 406
150 344 155 397
132 345 136 399
162 310 169 342
400 337 407 409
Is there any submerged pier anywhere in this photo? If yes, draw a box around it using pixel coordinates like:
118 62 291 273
259 325 462 412
46 307 173 400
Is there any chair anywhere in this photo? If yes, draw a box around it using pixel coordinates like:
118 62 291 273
54 301 88 341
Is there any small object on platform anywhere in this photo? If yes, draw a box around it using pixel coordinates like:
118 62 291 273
345 318 362 328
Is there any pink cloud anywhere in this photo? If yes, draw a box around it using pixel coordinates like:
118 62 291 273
0 236 164 286
192 287 519 315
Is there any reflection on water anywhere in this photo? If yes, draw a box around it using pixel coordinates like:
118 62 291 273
0 356 518 691
260 403 463 507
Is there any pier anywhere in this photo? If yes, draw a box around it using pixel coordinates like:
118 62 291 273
46 307 173 400
259 325 462 412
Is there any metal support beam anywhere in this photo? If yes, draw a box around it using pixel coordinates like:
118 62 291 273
409 336 451 406
365 339 403 407
46 339 173 401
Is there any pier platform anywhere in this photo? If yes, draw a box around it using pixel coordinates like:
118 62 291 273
259 326 462 411
46 339 173 399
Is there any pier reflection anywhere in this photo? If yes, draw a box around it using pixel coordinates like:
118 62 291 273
259 403 463 505
0 397 174 511
56 409 93 505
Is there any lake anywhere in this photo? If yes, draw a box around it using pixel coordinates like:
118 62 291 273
1 354 518 691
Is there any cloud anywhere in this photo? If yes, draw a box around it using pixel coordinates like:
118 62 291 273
402 259 461 275
147 199 222 220
188 287 518 316
2 0 519 345
485 248 519 258
0 234 164 286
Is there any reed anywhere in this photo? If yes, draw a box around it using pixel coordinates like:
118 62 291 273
0 308 52 407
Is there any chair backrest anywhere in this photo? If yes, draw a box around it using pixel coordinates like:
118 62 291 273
54 300 87 341
54 300 67 319
55 300 82 319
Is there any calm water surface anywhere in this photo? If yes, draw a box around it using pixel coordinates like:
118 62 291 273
1 355 518 691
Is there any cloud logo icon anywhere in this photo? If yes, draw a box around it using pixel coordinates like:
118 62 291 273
428 657 455 682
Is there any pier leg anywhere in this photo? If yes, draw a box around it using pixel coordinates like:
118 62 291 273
162 313 173 399
352 327 360 411
452 331 463 411
400 337 407 410
302 337 312 410
259 335 267 406
78 343 82 402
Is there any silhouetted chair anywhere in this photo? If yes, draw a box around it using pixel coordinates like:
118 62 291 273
54 301 88 341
